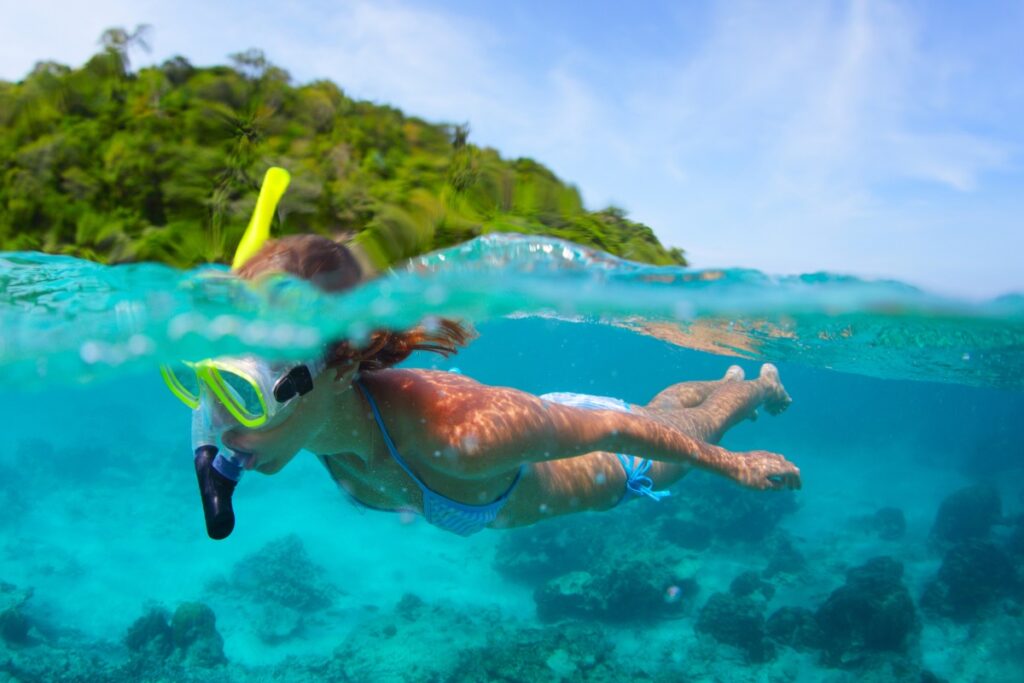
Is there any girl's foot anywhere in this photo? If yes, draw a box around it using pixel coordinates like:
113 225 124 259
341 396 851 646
724 365 745 381
759 364 792 415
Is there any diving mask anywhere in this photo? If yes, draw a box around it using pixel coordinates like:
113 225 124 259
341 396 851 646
161 355 327 429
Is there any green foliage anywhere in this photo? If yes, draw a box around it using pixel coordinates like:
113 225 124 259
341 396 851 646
0 29 687 269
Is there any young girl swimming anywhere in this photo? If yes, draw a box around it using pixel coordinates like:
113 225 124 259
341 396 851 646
170 234 801 539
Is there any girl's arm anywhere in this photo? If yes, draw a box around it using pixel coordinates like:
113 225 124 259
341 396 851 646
431 383 800 491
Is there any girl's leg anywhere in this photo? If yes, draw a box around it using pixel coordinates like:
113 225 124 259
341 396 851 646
502 365 791 526
643 364 790 445
644 365 745 411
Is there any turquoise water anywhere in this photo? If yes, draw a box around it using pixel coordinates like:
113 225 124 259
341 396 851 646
1 234 1023 681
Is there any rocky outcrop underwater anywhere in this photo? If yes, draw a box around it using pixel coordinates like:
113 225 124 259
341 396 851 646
2 476 1023 682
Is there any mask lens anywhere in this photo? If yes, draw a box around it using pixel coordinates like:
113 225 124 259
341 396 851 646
207 367 267 426
161 362 201 408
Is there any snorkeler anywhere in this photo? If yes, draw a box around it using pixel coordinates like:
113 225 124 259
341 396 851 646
164 170 800 539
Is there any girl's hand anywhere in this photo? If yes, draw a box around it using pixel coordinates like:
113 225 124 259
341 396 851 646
733 450 802 491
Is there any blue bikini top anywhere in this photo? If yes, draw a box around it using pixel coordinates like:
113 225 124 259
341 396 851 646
355 380 524 536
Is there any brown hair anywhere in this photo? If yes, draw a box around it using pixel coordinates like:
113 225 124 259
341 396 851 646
236 234 473 374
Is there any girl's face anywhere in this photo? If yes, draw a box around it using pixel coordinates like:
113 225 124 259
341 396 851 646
221 367 354 474
221 390 317 474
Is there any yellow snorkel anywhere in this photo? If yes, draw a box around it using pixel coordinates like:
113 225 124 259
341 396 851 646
231 166 291 270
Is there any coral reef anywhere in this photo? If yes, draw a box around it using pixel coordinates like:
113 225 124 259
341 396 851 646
695 591 773 663
494 514 609 584
450 622 628 683
123 601 226 669
659 474 798 545
762 533 807 578
814 556 918 665
534 560 694 623
0 581 33 645
765 606 821 651
206 534 338 644
327 593 645 683
729 570 775 601
171 602 227 668
921 540 1017 621
123 606 174 659
930 484 1001 548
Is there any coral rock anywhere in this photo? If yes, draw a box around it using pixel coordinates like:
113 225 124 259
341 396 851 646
171 602 226 668
729 571 775 601
930 484 1001 548
921 540 1017 622
535 562 692 623
123 607 173 659
696 592 773 662
0 581 33 645
815 556 917 664
766 606 821 651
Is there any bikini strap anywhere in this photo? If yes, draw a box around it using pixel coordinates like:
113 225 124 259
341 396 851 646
617 454 671 501
355 379 525 504
355 379 430 494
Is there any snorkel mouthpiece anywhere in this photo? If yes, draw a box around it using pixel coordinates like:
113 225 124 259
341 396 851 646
194 446 239 540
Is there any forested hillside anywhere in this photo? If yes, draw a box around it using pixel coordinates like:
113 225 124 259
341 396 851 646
0 28 686 269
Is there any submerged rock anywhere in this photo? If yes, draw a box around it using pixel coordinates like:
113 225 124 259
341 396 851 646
0 581 33 645
765 606 821 651
122 602 226 670
211 534 335 612
696 592 773 662
815 556 918 664
662 474 798 545
329 597 641 682
729 571 775 601
534 561 693 623
921 540 1017 621
494 516 608 585
930 484 1001 548
207 534 338 644
171 602 226 668
763 533 807 578
123 607 174 659
451 621 625 683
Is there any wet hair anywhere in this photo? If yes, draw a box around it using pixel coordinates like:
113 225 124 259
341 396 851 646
236 234 472 374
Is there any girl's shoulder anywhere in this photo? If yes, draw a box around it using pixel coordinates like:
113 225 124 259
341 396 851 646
362 367 484 395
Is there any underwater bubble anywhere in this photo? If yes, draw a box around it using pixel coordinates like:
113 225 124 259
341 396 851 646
595 472 607 485
127 334 154 356
208 315 242 340
664 585 682 604
241 321 271 345
168 312 204 340
424 286 447 305
673 299 695 320
371 297 395 317
399 508 417 525
79 341 102 365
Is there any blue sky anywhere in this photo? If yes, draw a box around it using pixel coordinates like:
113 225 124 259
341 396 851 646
1 0 1021 298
